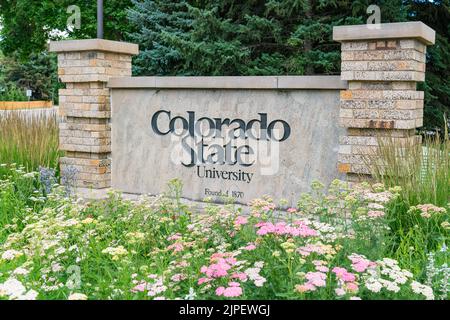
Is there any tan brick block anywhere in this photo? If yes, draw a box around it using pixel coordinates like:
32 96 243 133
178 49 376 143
338 145 352 154
90 82 106 89
59 122 110 132
340 135 378 146
351 145 378 155
71 83 92 90
82 95 107 104
376 41 386 49
81 67 106 74
341 61 368 71
353 109 380 119
399 40 426 53
350 70 424 81
59 136 111 146
395 100 423 110
339 108 354 118
393 119 416 129
387 40 398 49
391 82 417 90
341 51 354 60
349 49 425 62
60 144 111 153
340 90 353 100
59 75 110 83
341 42 368 51
337 163 351 173
63 52 81 60
340 100 367 109
338 154 365 165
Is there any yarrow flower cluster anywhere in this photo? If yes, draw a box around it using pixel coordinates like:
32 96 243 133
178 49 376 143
0 170 444 301
131 275 168 298
102 246 128 260
409 204 447 219
0 278 38 300
255 221 317 238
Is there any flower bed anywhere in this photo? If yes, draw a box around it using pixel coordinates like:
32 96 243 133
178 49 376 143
0 166 448 300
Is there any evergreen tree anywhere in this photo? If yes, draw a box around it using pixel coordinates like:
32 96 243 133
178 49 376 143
128 0 447 131
408 0 450 132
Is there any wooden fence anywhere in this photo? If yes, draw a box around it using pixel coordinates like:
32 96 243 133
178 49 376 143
0 101 53 110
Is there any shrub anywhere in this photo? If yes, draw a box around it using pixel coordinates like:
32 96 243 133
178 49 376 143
0 174 447 300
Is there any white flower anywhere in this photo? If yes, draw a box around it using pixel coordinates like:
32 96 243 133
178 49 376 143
0 279 26 298
1 249 23 261
51 263 63 272
254 277 266 287
13 267 29 276
68 293 88 300
184 288 197 300
365 280 382 293
411 281 434 300
335 288 346 296
21 290 38 300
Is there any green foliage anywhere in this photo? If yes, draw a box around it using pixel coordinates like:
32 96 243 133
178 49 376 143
0 0 448 129
410 0 450 132
0 0 134 58
368 131 449 275
0 52 60 101
0 173 447 300
128 0 448 131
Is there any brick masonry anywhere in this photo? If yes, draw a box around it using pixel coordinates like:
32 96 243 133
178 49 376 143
333 23 435 179
50 40 138 189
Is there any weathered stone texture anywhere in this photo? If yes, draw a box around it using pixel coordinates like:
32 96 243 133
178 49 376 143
334 26 434 177
50 41 137 189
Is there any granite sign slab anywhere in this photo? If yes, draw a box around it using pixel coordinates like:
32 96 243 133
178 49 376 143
110 78 346 205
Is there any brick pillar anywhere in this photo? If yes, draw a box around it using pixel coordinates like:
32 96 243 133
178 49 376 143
333 22 435 179
49 39 138 189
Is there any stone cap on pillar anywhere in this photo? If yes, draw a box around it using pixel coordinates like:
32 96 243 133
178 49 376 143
333 21 435 45
49 38 139 55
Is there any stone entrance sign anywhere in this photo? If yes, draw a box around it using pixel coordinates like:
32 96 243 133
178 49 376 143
109 77 346 204
49 21 436 204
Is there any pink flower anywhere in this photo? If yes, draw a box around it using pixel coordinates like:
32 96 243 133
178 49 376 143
305 272 327 287
256 222 317 238
197 277 210 285
223 286 243 297
167 242 184 252
228 282 240 287
167 233 182 241
348 254 376 273
225 257 237 265
287 208 297 214
346 282 359 293
131 282 146 293
231 272 248 281
262 204 275 212
368 210 385 218
234 216 248 228
200 256 236 279
332 267 356 282
216 286 225 296
316 265 329 273
335 288 346 296
243 243 257 251
295 283 316 293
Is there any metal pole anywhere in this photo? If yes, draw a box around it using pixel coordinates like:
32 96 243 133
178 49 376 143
97 0 104 39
